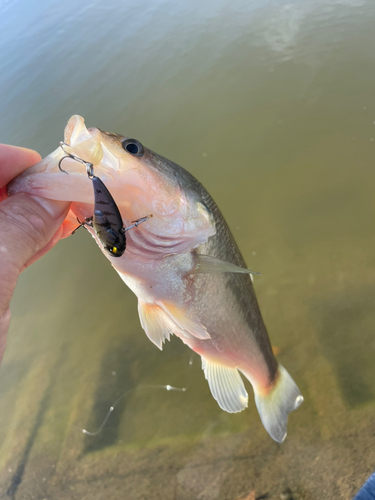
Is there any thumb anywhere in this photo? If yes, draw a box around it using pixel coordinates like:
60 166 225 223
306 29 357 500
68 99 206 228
0 192 69 327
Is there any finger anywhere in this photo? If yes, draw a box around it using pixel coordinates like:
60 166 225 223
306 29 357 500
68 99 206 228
23 210 78 268
28 211 80 260
61 219 80 238
0 193 70 316
60 208 82 239
23 222 66 269
0 144 41 188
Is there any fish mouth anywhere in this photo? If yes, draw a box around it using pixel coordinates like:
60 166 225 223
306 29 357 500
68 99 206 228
8 115 122 204
7 116 193 236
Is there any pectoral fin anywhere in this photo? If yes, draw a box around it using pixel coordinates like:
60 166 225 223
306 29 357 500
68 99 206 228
191 255 260 276
202 357 248 413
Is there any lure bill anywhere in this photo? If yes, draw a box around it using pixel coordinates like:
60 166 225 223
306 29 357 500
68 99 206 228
9 115 303 442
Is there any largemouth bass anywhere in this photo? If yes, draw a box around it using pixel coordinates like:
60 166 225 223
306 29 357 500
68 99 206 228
9 115 303 442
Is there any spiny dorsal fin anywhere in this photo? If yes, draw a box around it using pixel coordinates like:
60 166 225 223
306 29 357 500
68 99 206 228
202 357 248 413
191 255 260 276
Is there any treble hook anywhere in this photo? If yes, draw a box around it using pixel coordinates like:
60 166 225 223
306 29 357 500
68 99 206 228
58 142 94 177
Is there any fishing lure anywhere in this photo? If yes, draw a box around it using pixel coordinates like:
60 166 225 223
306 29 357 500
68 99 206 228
59 142 151 256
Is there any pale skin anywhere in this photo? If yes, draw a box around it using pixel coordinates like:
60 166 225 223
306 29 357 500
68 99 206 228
0 144 70 362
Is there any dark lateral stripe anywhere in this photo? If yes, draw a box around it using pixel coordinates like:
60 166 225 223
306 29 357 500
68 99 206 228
95 200 110 205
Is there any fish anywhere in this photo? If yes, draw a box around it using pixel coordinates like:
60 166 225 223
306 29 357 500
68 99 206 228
9 115 303 442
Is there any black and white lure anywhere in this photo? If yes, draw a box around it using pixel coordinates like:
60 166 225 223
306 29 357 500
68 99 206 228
58 142 151 257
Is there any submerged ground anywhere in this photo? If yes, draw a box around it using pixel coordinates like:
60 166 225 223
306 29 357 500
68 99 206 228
1 0 375 498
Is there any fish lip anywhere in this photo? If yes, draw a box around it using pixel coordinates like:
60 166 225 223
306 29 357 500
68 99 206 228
7 149 95 203
7 170 94 203
7 157 49 196
7 115 113 199
64 115 92 145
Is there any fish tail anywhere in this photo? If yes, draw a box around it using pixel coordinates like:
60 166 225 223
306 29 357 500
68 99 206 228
251 364 303 443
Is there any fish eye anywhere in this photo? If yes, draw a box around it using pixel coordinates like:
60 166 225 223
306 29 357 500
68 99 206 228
122 139 144 157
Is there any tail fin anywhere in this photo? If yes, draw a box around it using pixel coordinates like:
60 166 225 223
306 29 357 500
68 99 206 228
253 365 303 443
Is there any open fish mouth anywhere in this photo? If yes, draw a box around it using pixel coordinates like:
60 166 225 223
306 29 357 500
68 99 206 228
62 115 121 174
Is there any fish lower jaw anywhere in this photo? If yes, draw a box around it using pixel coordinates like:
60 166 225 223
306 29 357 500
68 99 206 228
9 172 94 204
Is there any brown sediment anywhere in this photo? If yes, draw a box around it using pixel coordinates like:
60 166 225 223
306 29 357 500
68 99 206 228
237 491 256 500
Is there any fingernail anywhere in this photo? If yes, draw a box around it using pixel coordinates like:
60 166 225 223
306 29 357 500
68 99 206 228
30 195 69 219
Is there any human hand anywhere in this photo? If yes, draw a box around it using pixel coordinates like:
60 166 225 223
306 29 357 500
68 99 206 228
0 144 70 362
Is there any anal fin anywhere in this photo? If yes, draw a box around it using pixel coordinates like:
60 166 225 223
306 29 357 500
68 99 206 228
202 357 248 413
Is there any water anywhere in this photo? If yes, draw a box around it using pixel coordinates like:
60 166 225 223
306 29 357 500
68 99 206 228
1 0 375 498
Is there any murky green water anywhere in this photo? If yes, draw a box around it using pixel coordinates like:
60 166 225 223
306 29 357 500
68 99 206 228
1 0 375 498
